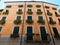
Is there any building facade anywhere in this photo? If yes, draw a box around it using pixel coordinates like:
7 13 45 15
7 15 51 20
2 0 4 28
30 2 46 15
0 1 60 45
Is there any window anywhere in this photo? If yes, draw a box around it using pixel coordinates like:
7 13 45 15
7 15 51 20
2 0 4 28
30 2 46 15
46 10 52 16
27 5 32 7
45 6 49 8
6 5 11 8
17 9 23 14
14 16 21 24
49 17 56 24
36 5 41 7
10 26 19 38
26 16 33 24
52 27 60 38
40 26 46 34
37 9 42 14
52 7 57 10
38 16 45 24
40 26 48 41
18 5 23 7
3 10 9 14
0 17 6 25
0 27 2 32
26 26 33 40
27 9 33 14
55 12 60 17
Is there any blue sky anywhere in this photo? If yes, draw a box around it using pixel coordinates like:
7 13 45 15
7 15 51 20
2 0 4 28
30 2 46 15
0 0 60 9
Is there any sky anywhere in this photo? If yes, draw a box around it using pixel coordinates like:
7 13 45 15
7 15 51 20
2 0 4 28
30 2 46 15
0 0 60 9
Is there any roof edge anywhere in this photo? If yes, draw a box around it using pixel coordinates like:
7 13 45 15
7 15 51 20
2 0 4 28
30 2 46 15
4 1 58 6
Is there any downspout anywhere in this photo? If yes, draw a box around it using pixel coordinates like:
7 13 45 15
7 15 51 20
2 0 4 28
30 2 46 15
20 2 26 45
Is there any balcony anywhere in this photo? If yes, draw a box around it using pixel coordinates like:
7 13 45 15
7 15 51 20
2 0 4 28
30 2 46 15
47 12 52 16
17 9 23 14
3 10 9 15
49 20 56 24
36 9 42 14
37 16 45 24
26 20 33 24
14 16 21 24
0 20 5 25
38 19 45 24
14 20 21 24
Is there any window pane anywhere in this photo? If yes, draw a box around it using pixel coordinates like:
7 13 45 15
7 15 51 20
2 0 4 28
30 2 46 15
28 16 32 20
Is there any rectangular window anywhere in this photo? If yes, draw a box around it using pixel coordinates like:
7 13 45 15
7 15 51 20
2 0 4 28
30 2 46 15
10 26 19 38
18 5 23 7
0 27 2 32
13 26 19 34
27 16 32 21
6 5 11 8
16 16 21 20
40 26 48 40
40 26 46 34
27 5 32 7
52 27 59 38
26 26 33 40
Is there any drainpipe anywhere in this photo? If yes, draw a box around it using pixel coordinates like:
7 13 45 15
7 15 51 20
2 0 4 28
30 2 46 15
42 3 56 45
20 2 26 45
